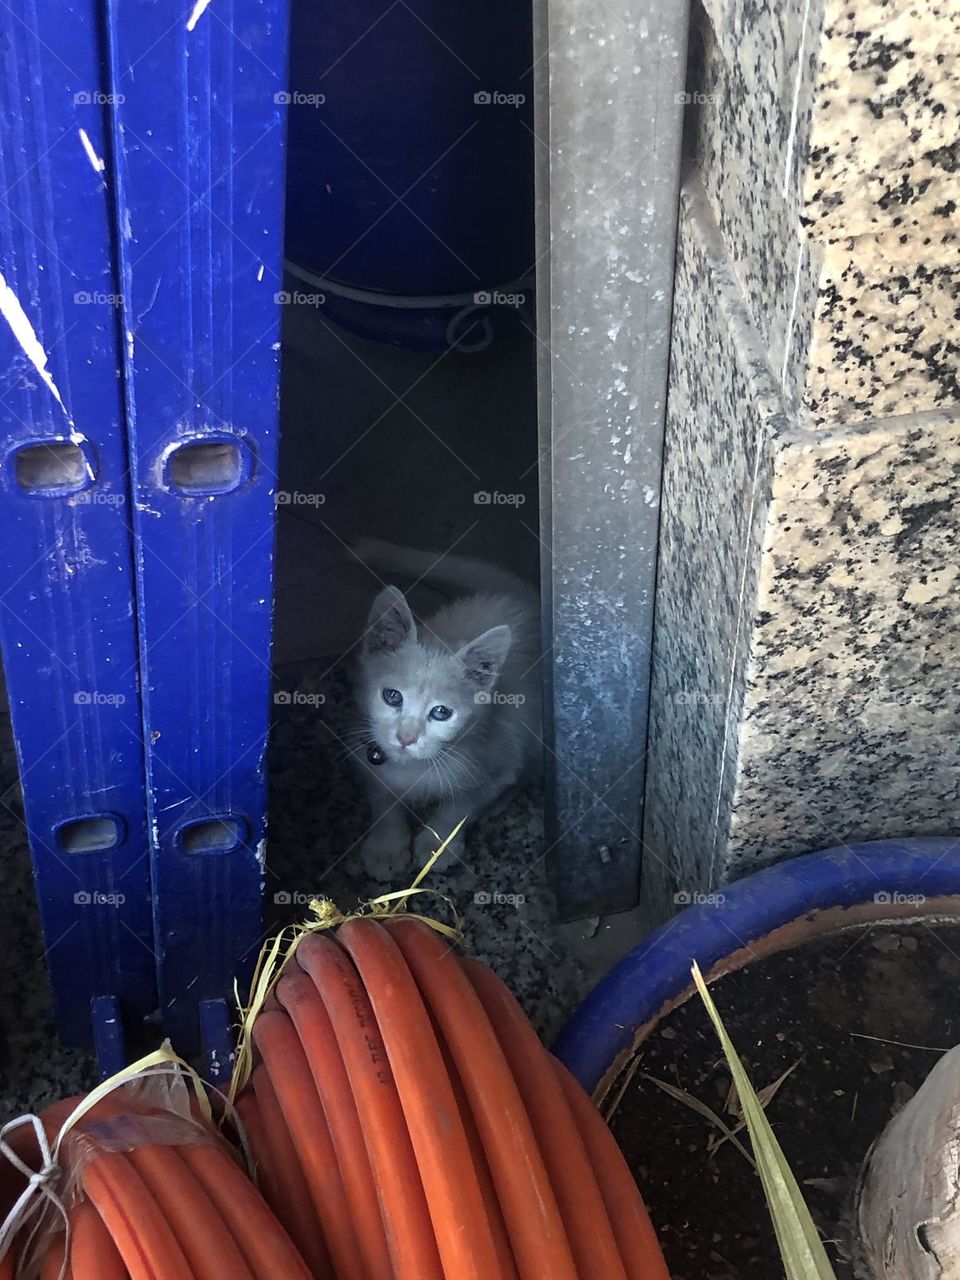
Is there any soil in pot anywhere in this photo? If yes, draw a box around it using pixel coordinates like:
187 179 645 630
607 920 960 1280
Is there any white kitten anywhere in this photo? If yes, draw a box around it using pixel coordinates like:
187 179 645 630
351 540 542 876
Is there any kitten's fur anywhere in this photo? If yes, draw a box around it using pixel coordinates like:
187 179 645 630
352 540 541 876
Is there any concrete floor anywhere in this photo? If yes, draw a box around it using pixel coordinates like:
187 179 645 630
0 297 654 1120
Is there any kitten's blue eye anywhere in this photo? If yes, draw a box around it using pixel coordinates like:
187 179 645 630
382 688 402 707
429 704 453 721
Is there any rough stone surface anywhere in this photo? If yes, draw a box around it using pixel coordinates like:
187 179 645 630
728 408 960 872
804 0 960 238
805 226 960 423
642 183 781 909
693 0 960 426
644 178 960 903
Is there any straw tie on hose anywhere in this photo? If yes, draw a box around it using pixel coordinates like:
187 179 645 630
0 1042 212 1280
231 826 673 1280
228 818 466 1105
0 1043 318 1280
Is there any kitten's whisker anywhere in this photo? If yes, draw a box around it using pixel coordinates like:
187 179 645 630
440 745 482 792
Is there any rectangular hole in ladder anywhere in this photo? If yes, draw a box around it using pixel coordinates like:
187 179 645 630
168 441 243 494
58 816 121 853
14 442 88 494
181 818 243 853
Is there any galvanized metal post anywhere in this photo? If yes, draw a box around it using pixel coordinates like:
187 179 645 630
534 0 689 917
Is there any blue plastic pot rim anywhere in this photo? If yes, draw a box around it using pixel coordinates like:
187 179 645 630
552 838 960 1101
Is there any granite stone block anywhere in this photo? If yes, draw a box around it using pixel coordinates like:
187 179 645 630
726 408 960 871
698 0 960 239
643 177 960 907
692 0 960 426
642 181 782 913
804 0 960 238
806 223 960 422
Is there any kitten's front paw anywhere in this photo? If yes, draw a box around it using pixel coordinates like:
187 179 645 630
360 830 412 883
414 824 465 870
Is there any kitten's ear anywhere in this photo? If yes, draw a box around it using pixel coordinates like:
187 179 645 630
457 625 512 691
364 586 415 655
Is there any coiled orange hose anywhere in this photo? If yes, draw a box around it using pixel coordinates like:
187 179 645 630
252 1008 364 1280
68 1201 129 1280
239 921 669 1279
276 968 394 1280
126 1144 255 1280
462 956 631 1280
248 1065 334 1280
385 918 580 1280
337 919 504 1280
177 1142 314 1280
81 1152 193 1280
295 933 444 1280
551 1057 672 1280
5 1088 314 1280
5 923 668 1280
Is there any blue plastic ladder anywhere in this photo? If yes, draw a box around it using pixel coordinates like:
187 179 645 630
0 2 155 1075
0 0 289 1078
104 0 289 1071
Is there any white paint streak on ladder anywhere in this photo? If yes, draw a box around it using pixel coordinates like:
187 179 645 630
78 128 105 175
0 270 74 422
186 0 215 31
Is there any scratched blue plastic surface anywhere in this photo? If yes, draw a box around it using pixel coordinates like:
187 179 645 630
0 2 156 1049
104 0 289 1049
91 995 128 1080
199 997 236 1088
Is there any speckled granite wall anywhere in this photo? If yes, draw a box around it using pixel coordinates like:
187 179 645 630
642 184 781 908
693 0 960 426
728 408 960 873
642 0 960 912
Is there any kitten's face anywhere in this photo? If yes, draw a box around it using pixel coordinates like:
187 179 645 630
358 587 511 764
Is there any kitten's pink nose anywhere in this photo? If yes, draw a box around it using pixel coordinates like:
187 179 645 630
396 729 419 748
